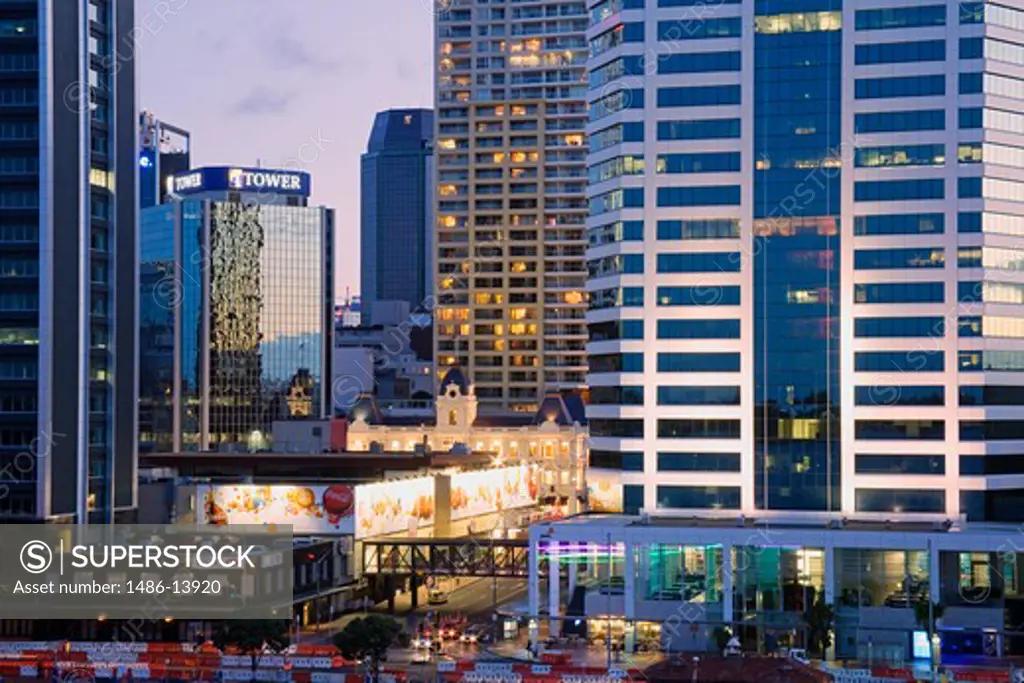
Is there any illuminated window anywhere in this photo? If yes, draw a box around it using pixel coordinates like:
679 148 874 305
756 11 842 34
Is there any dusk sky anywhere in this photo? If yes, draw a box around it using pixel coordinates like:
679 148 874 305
138 0 435 301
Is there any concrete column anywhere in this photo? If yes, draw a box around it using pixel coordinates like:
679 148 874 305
929 543 940 604
722 542 734 630
625 621 636 655
568 559 577 594
824 545 836 605
549 544 561 637
528 534 540 619
624 539 636 620
823 545 835 662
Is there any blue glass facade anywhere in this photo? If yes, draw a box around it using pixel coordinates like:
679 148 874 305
360 109 433 324
753 0 841 511
0 0 137 521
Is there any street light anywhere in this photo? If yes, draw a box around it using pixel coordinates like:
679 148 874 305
606 532 612 669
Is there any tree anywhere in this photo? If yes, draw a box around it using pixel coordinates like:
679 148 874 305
804 598 835 657
213 620 289 672
712 626 732 654
333 615 406 683
914 601 946 632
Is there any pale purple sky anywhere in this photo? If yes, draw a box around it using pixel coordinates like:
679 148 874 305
138 0 435 301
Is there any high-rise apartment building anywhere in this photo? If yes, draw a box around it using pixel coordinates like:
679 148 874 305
139 110 190 208
361 108 434 325
434 0 590 413
587 0 1024 521
0 1 137 522
139 167 334 453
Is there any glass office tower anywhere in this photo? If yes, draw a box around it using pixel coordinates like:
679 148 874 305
139 110 190 208
586 0 1024 520
139 167 334 452
434 0 590 413
0 0 137 522
361 108 434 325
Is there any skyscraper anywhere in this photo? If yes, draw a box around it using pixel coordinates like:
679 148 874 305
360 108 433 325
139 167 334 453
0 1 137 522
434 0 589 413
139 110 190 208
587 0 1024 521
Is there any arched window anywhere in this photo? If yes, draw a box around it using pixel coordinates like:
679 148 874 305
448 409 458 426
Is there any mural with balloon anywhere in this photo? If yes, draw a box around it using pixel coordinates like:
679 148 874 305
197 484 357 534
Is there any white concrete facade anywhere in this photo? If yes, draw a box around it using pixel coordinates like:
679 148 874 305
585 0 1024 520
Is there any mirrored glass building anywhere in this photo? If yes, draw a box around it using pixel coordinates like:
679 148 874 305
140 167 334 452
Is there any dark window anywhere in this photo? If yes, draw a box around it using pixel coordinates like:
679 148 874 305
959 455 1024 476
854 316 945 338
589 319 643 341
590 385 644 406
958 212 982 233
590 353 644 373
657 386 741 406
623 485 644 515
658 419 740 439
855 5 946 30
590 419 644 438
960 421 1024 441
657 319 740 339
855 75 945 99
657 119 741 140
658 452 741 472
657 85 741 108
855 40 946 65
960 37 983 59
855 110 945 133
658 152 741 174
855 489 945 513
657 186 741 207
854 179 945 202
657 17 742 40
590 450 644 472
657 252 742 273
658 353 741 372
854 213 944 236
657 285 741 306
854 385 945 406
960 386 1024 406
657 486 740 510
659 51 741 74
960 107 982 129
855 420 946 440
855 455 945 475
